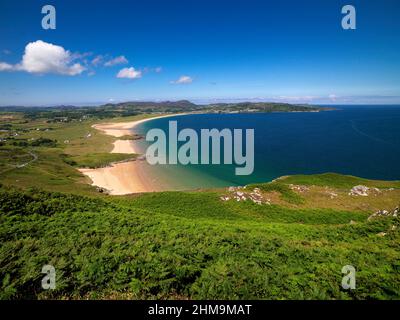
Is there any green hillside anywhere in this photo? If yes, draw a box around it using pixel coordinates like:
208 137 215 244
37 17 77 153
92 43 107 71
1 184 399 300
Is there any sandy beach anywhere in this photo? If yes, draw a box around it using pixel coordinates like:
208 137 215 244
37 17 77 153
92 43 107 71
79 161 168 195
111 140 138 154
79 114 185 195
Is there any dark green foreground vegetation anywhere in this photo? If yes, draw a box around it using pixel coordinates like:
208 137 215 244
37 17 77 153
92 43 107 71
1 184 399 300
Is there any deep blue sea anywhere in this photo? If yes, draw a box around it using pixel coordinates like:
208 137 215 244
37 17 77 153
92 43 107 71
135 106 400 188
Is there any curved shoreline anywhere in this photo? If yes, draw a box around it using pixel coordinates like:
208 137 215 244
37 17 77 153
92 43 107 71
79 113 188 195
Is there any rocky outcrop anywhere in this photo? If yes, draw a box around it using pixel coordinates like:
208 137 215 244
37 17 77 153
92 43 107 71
349 185 370 196
348 185 382 197
289 184 309 193
220 186 270 205
96 186 110 194
368 206 399 220
368 206 399 237
324 187 338 199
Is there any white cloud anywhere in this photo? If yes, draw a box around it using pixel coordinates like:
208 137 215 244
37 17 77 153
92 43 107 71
329 94 338 101
0 62 14 71
18 40 85 75
104 55 128 67
0 40 85 76
155 66 162 73
277 95 316 102
91 55 103 66
71 51 92 60
116 67 142 79
171 75 193 84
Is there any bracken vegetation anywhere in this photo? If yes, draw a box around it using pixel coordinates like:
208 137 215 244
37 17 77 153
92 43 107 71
1 185 399 300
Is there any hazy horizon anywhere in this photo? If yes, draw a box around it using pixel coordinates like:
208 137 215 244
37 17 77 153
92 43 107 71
2 100 400 108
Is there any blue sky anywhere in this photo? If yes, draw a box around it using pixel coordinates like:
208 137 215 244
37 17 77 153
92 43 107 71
0 0 399 105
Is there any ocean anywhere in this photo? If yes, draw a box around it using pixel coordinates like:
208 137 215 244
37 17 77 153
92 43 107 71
133 105 400 189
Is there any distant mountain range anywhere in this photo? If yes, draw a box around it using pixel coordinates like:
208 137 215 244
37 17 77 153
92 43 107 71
0 100 332 122
102 100 199 109
100 100 331 113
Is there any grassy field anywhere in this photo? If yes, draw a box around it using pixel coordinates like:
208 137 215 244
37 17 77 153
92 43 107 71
0 110 399 300
0 184 399 300
0 113 151 194
279 173 400 189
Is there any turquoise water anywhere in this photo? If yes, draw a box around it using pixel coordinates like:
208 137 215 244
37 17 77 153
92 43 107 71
134 106 400 188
